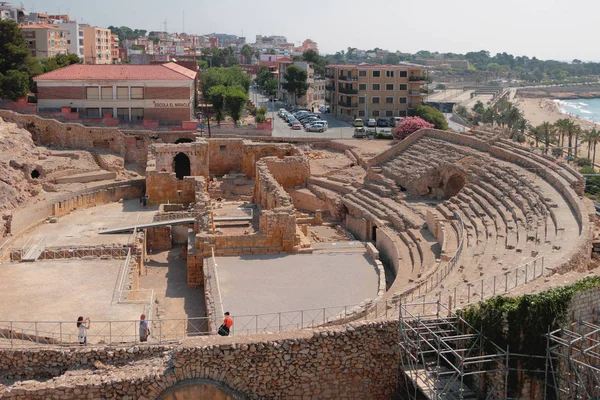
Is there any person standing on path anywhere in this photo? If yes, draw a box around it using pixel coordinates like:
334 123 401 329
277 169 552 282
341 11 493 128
77 316 90 345
218 312 233 336
139 314 149 342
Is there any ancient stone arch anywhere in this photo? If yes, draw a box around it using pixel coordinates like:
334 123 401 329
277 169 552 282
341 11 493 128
158 379 249 400
173 152 191 180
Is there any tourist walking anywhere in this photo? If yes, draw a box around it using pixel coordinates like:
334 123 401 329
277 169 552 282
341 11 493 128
77 316 90 345
218 312 233 336
139 314 149 342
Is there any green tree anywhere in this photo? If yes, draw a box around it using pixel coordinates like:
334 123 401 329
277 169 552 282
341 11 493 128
264 78 278 97
540 121 557 155
240 44 254 64
302 49 319 64
224 86 248 124
203 66 251 93
41 53 81 73
415 104 448 130
256 65 270 87
207 85 227 125
0 19 28 73
1 70 29 100
472 100 485 114
282 65 309 104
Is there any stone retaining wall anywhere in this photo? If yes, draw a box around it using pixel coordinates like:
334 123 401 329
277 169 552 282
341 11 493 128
0 320 400 400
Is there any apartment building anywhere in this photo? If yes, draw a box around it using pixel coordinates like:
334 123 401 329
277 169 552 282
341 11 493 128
82 25 111 64
20 24 68 59
0 2 27 22
56 20 84 58
111 34 120 63
325 64 427 121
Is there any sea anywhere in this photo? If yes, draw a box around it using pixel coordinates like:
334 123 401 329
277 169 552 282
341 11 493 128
554 98 600 125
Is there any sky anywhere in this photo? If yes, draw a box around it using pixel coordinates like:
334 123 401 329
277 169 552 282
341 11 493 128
28 0 598 61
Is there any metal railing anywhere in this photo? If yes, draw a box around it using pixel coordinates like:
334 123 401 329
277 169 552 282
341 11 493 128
153 211 203 222
407 256 545 308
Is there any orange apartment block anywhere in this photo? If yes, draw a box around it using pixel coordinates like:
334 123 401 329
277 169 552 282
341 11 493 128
82 25 112 64
20 24 68 59
325 64 428 122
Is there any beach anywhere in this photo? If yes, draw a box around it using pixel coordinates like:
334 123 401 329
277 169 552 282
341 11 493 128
516 96 600 164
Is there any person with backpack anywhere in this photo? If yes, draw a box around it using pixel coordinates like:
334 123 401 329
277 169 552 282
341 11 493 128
218 312 233 336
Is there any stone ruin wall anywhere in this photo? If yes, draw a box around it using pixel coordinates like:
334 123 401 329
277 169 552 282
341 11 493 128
253 160 294 210
260 155 310 190
241 142 299 178
0 320 400 400
208 139 244 175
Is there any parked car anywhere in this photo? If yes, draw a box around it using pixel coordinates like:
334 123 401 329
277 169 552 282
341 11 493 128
366 118 377 127
389 117 404 127
377 118 389 127
306 120 328 129
288 118 298 127
278 108 287 117
301 117 320 126
306 123 327 132
353 119 364 127
291 121 303 130
353 127 374 138
377 128 394 139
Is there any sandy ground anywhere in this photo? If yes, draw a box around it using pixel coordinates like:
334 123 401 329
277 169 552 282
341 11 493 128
0 259 145 322
13 199 158 248
216 252 379 334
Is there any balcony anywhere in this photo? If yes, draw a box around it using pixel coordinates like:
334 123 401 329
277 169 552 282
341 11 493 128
339 87 358 95
338 99 357 108
338 75 358 82
409 75 427 82
409 91 422 96
325 84 335 91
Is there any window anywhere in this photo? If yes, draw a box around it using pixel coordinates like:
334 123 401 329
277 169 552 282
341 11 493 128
399 84 407 91
386 84 394 91
67 40 71 45
86 87 99 100
131 108 144 121
101 108 113 117
85 108 100 118
385 97 394 104
372 83 380 91
117 108 129 121
372 70 381 78
386 71 394 78
28 40 33 45
220 145 227 152
359 70 366 77
79 39 83 46
372 97 380 104
359 97 366 104
358 83 367 91
358 110 365 117
372 110 380 117
130 87 144 99
101 86 112 100
399 71 408 77
399 97 407 104
386 110 393 117
399 110 407 117
117 87 129 99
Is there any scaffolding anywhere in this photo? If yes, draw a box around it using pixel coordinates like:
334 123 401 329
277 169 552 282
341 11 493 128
398 301 508 400
548 320 600 399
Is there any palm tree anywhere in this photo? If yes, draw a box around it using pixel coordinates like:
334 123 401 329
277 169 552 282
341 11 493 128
554 118 571 150
582 129 594 159
573 125 582 161
503 105 523 139
529 125 544 148
590 128 600 166
563 120 578 159
540 121 556 155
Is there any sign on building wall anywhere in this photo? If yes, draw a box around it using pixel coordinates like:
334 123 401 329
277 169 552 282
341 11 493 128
152 101 191 108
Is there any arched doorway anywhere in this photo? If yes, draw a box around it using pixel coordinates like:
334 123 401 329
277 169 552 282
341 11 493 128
173 152 191 180
30 169 40 179
175 138 194 144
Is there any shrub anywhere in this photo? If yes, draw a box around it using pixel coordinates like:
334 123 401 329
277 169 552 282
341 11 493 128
552 147 563 157
391 116 434 140
576 157 592 167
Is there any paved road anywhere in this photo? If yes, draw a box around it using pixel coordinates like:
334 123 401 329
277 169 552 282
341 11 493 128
251 88 356 139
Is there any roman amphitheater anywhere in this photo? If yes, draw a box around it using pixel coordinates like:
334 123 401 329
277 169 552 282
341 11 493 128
0 109 596 399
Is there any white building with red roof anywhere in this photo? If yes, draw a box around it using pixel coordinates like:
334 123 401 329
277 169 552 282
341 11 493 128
34 62 197 124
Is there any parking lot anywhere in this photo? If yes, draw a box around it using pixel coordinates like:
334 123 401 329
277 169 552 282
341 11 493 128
252 88 357 139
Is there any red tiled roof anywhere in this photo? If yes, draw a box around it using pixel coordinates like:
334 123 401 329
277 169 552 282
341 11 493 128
34 62 197 81
20 24 62 30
